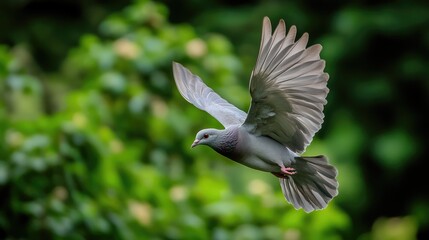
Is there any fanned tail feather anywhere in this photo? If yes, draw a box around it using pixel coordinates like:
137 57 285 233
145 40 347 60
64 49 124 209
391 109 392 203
279 155 338 212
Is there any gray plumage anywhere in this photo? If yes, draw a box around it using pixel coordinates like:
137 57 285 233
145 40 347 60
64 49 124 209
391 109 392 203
173 17 338 212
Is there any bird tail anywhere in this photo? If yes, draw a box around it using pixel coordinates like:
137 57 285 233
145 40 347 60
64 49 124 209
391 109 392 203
279 155 338 212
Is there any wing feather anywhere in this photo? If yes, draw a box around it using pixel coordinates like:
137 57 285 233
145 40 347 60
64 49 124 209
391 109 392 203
243 17 329 153
173 62 247 128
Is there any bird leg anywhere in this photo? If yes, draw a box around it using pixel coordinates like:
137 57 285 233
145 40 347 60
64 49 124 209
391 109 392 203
281 167 297 175
271 166 297 178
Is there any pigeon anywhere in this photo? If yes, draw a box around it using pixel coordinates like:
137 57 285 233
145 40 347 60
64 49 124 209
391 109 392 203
172 17 338 212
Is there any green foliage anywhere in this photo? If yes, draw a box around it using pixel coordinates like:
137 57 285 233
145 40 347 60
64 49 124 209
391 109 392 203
1 0 428 239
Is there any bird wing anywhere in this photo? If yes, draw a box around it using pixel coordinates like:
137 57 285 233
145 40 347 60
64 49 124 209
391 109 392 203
173 62 247 128
243 17 329 154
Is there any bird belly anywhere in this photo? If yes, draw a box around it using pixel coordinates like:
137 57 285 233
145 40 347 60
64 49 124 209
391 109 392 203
237 155 280 172
235 132 296 172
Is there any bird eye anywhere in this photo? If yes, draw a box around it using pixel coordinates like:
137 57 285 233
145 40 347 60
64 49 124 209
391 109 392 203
203 134 209 139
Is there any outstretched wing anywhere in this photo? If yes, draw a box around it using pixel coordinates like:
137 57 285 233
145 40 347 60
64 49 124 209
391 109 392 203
243 17 329 154
173 62 247 128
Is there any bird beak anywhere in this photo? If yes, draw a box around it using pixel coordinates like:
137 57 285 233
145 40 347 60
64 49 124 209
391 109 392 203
191 139 199 148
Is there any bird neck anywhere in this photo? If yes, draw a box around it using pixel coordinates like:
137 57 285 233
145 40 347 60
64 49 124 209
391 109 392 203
210 128 239 157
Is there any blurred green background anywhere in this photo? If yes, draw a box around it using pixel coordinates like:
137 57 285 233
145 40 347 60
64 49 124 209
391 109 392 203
1 0 428 239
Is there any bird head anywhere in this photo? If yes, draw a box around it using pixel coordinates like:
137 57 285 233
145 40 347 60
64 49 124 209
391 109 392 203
191 129 218 148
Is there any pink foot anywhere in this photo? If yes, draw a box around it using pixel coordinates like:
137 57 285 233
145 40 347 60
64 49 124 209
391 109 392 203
281 167 297 175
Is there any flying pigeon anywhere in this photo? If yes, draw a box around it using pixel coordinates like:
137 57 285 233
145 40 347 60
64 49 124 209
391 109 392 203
172 17 338 212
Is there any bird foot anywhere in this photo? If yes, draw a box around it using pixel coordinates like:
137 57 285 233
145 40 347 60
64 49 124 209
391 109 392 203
281 167 297 175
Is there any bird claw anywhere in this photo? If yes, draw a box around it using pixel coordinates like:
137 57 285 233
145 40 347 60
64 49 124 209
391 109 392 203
281 167 297 175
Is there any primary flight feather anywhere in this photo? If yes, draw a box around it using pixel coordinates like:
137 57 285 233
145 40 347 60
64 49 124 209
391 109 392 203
173 17 338 212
